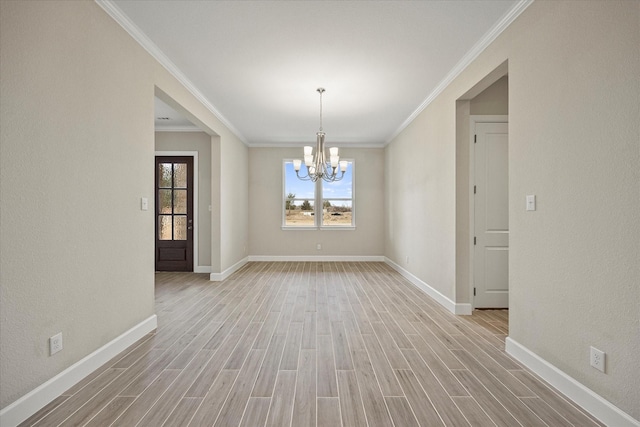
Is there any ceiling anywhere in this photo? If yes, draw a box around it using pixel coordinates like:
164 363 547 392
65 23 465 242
107 0 526 146
154 97 198 131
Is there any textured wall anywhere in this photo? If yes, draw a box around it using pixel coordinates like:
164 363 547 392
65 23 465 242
385 0 639 419
386 93 458 300
506 2 639 419
0 1 248 410
249 147 384 257
220 133 249 270
0 0 154 408
470 75 508 115
155 131 213 268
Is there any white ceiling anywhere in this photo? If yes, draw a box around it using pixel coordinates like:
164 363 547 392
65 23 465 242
154 97 198 131
107 0 526 146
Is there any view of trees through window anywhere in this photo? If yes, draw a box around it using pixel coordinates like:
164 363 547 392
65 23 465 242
283 160 353 227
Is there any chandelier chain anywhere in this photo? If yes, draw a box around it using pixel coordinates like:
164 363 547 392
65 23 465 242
318 87 324 132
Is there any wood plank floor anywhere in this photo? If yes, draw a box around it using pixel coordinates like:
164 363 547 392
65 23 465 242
21 262 604 426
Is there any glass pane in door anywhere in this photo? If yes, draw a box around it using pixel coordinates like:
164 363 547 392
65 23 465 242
173 190 187 214
159 189 172 214
174 163 187 188
159 163 172 188
174 216 187 240
158 215 172 240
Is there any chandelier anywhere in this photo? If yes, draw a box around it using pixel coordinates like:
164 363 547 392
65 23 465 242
293 88 348 182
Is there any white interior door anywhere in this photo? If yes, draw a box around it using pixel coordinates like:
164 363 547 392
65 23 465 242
474 122 509 308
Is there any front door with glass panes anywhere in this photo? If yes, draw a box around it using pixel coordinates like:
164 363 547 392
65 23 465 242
155 156 194 271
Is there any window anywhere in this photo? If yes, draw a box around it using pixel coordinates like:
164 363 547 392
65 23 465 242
283 160 354 228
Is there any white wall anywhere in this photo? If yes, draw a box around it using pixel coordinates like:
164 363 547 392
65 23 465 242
249 147 384 257
470 75 508 115
0 0 248 413
386 95 457 298
220 134 249 271
386 0 639 420
155 131 212 269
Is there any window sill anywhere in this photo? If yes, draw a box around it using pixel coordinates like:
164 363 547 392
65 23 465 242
282 226 318 231
320 226 356 231
281 226 356 231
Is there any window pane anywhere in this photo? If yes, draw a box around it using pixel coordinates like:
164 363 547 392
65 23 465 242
174 216 187 240
159 163 172 188
159 189 172 214
173 190 187 214
284 162 314 201
284 161 316 227
322 200 352 225
322 161 353 226
158 215 172 240
174 163 187 188
322 162 352 198
284 200 315 226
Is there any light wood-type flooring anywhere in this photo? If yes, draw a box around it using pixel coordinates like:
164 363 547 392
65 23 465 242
21 262 603 426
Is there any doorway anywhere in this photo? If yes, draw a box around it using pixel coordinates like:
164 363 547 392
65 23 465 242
471 118 508 308
155 156 194 271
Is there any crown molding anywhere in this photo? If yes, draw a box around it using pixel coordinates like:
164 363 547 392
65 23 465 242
246 141 386 149
95 0 248 145
97 0 533 149
385 0 534 145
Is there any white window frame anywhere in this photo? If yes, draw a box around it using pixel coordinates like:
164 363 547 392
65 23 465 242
282 159 355 230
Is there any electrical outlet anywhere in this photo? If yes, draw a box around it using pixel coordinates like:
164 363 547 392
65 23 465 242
316 243 322 250
590 346 605 373
50 333 63 356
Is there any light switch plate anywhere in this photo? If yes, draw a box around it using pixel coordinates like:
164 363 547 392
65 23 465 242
526 195 536 211
141 197 149 211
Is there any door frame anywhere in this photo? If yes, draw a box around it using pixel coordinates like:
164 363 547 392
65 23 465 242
155 150 199 272
469 115 508 309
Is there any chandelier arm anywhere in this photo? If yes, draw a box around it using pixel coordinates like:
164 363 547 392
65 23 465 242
295 169 312 181
321 168 343 182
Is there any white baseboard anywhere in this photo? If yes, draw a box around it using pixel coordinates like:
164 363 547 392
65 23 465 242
505 338 640 427
0 315 157 427
453 302 472 315
248 255 385 262
194 265 212 273
384 257 472 315
210 257 249 281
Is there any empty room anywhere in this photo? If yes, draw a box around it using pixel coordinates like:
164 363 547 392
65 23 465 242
1 1 638 426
